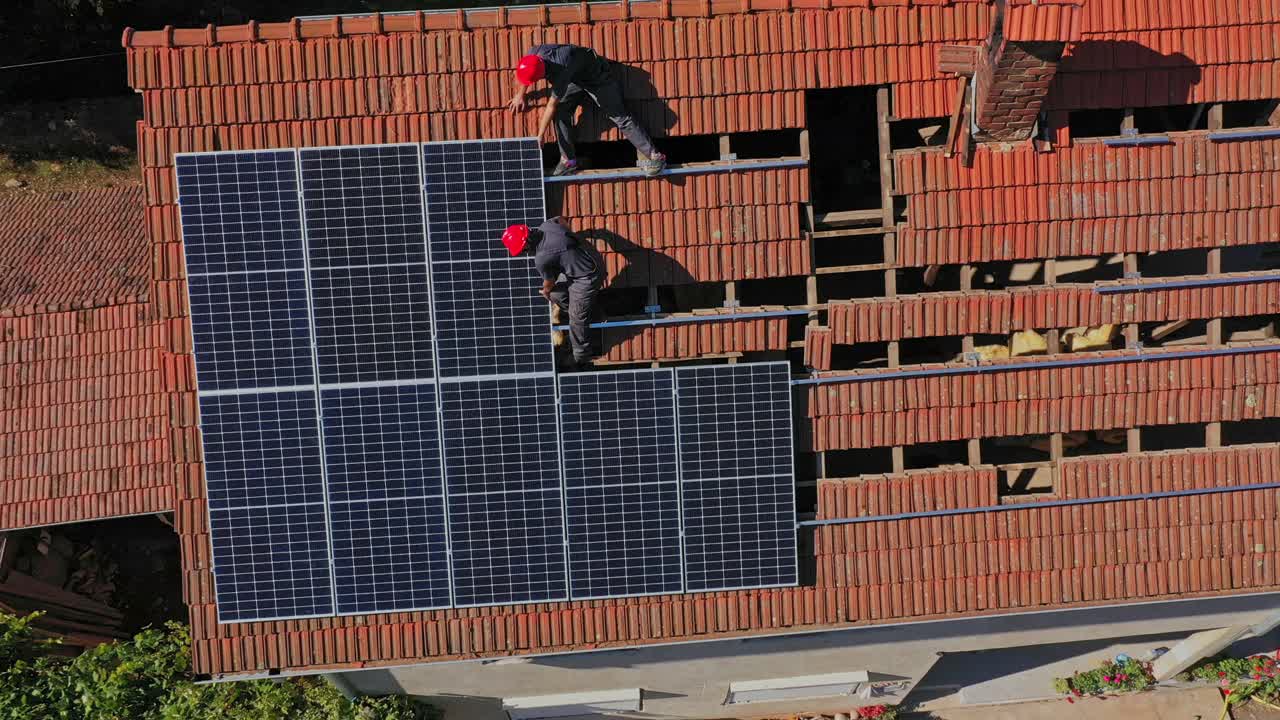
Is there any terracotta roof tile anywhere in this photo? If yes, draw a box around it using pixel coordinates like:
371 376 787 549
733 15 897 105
0 186 150 317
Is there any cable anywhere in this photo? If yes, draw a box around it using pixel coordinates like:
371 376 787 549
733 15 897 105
0 52 124 71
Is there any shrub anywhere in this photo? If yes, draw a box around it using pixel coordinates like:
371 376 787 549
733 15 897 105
0 612 435 720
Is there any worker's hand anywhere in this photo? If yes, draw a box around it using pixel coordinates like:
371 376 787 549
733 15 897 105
507 91 528 113
539 287 551 301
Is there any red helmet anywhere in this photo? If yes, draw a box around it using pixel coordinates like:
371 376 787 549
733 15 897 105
501 224 531 256
515 54 546 85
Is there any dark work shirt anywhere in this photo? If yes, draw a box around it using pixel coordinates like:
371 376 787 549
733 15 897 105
529 43 604 99
533 219 599 281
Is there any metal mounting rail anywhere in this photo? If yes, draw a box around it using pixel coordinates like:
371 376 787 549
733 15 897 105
1094 272 1280 294
796 482 1280 528
543 157 808 184
554 308 810 332
791 342 1280 386
1103 135 1173 147
1208 127 1280 142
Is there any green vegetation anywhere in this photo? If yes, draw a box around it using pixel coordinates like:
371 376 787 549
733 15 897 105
1052 657 1155 699
0 612 436 720
1185 653 1280 706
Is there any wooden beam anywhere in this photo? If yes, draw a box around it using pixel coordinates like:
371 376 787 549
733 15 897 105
1127 428 1142 454
891 446 906 474
1207 103 1225 131
944 79 969 158
814 263 891 276
809 226 887 239
876 87 895 228
718 134 732 160
967 438 982 466
1121 108 1136 132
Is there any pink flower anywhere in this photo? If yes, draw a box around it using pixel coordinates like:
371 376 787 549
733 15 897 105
1103 676 1113 683
1067 697 1075 704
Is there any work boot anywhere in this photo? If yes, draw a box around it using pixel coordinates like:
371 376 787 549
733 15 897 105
552 158 580 177
639 152 667 177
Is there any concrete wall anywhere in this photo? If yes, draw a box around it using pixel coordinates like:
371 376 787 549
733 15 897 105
336 591 1280 719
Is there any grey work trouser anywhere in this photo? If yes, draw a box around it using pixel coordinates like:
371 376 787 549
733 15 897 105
555 56 658 161
549 272 603 362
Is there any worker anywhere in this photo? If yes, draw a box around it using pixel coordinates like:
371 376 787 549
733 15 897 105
507 43 667 178
502 218 605 367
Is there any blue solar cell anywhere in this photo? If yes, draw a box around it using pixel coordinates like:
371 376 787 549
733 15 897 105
299 144 427 269
675 362 797 592
329 497 451 613
176 150 305 276
422 139 545 264
560 370 683 598
440 376 567 606
199 391 325 511
209 502 334 622
319 384 443 504
429 259 552 378
309 264 435 384
188 271 316 392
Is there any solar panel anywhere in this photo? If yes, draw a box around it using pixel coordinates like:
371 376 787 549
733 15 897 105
421 140 545 264
429 260 552 378
319 383 452 613
675 362 797 593
299 145 427 268
300 145 436 385
176 150 305 276
422 139 552 378
440 376 568 606
209 502 334 622
560 370 683 599
198 391 326 511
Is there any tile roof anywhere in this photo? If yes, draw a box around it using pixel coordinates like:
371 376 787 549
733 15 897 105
118 0 1280 678
0 304 177 530
0 185 177 530
0 187 150 317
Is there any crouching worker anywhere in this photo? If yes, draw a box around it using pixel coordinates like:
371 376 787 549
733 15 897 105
507 43 667 177
502 218 605 367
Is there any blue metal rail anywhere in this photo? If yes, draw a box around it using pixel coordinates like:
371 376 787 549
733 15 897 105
796 481 1280 528
544 157 808 184
1103 135 1173 147
792 342 1280 386
1094 272 1280 294
554 308 810 332
1208 127 1280 142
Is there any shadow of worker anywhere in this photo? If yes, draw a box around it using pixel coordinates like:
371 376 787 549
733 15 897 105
1053 41 1201 110
573 228 697 361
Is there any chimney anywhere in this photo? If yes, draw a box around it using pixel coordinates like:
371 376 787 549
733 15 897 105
972 0 1082 142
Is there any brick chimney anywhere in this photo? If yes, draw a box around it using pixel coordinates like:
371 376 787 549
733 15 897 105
972 0 1082 142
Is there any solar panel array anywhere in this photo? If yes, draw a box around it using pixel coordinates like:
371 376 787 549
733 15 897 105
177 139 797 624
